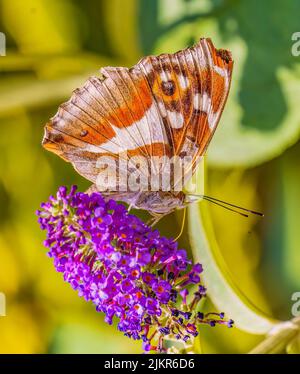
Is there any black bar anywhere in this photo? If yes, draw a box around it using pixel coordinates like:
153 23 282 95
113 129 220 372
0 354 298 371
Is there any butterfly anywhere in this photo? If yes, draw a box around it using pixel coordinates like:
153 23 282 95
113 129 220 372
42 38 261 224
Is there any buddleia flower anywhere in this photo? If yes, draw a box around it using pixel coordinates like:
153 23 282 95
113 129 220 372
36 186 233 352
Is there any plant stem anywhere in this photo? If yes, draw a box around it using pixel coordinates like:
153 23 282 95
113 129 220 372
249 317 300 354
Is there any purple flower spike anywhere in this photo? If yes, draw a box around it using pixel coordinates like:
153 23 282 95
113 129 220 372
36 186 234 352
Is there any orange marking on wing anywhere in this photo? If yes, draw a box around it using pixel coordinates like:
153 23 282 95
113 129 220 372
152 71 182 104
126 142 171 158
195 67 225 113
110 77 153 127
42 125 66 156
211 70 226 113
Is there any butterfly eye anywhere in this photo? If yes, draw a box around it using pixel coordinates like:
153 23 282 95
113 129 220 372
161 80 176 96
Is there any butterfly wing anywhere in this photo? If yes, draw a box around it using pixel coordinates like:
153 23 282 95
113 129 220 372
43 67 171 191
42 38 233 194
138 38 233 189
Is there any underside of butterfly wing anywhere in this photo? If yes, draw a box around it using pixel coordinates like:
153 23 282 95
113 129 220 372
137 38 233 188
42 38 233 214
43 65 172 189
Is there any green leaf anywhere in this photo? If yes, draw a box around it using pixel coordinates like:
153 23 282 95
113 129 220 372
260 143 300 302
209 63 300 168
188 201 277 334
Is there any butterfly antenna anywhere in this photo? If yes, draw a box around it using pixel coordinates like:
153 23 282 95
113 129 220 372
187 194 264 217
202 197 248 217
174 208 187 241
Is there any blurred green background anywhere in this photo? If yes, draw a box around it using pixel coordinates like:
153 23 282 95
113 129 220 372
0 0 300 353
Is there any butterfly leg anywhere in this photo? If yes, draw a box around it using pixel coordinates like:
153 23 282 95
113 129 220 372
147 212 165 227
127 191 143 213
